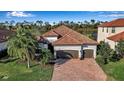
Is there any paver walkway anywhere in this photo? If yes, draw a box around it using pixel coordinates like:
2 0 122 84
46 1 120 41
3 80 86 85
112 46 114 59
52 58 107 81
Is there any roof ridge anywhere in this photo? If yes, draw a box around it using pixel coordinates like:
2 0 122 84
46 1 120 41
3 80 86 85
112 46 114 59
52 30 61 36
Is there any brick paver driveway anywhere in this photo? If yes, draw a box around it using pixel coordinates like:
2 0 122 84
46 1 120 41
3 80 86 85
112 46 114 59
52 58 107 81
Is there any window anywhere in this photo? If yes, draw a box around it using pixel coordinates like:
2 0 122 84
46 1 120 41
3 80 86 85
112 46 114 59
102 27 104 32
106 28 108 33
112 27 115 33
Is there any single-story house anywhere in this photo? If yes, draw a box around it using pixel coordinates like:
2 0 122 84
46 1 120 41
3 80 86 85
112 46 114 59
0 29 15 52
39 25 98 59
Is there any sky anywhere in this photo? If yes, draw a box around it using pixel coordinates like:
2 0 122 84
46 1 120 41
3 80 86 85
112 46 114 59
1 11 124 24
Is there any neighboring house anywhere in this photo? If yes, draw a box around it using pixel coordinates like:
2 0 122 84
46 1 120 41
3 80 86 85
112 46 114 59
40 25 98 59
0 29 15 52
97 18 124 49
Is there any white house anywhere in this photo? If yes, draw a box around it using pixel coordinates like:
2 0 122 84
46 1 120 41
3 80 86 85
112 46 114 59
97 18 124 49
40 25 98 59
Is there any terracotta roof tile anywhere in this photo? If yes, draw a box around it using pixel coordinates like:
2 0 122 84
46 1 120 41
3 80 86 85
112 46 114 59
107 31 124 42
99 18 124 27
51 25 98 45
42 30 59 37
41 25 98 45
42 25 73 37
53 25 73 36
66 30 98 45
52 34 82 45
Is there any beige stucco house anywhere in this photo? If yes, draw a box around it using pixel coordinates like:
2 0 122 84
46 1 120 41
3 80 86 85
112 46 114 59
97 18 124 50
39 25 98 59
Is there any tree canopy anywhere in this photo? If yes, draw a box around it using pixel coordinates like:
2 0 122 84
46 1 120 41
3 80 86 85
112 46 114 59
7 27 38 68
0 20 104 40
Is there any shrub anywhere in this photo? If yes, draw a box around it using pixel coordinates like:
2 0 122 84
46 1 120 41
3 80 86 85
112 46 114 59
109 51 121 62
116 40 124 58
97 41 113 64
96 55 105 66
41 48 52 66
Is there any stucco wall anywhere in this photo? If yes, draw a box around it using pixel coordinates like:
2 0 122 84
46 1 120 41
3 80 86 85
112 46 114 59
44 36 58 43
107 39 116 49
97 27 124 42
97 27 124 49
83 45 97 58
0 42 7 51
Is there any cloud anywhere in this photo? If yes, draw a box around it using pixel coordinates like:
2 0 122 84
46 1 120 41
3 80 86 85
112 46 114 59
7 11 34 18
106 14 124 17
98 11 124 18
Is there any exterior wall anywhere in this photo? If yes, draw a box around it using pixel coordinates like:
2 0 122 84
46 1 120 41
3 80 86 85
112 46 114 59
44 36 58 43
54 45 82 58
54 45 97 58
107 39 116 50
82 45 97 58
97 27 124 49
0 42 7 51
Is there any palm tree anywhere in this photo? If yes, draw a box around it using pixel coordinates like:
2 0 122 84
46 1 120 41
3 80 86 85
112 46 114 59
36 20 43 27
5 21 10 30
7 27 38 68
9 20 15 30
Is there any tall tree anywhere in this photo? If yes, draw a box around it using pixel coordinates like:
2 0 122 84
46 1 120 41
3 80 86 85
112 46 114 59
7 28 38 68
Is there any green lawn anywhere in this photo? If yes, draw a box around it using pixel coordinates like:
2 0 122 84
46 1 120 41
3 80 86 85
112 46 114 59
0 59 54 81
100 59 124 80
